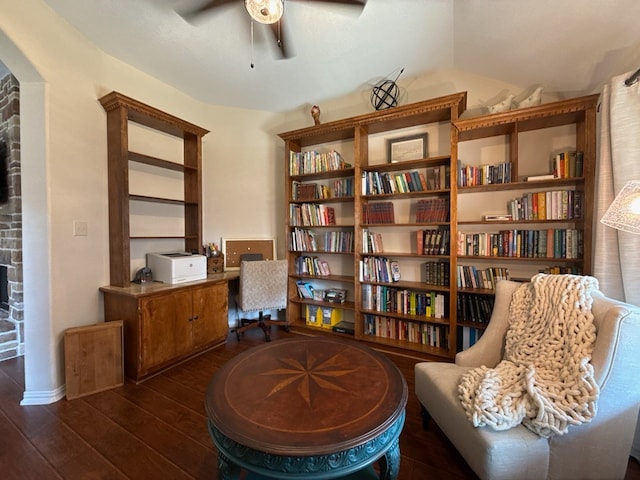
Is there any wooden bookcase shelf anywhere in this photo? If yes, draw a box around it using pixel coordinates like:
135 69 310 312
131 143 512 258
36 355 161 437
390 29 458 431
99 91 209 287
128 151 197 172
280 92 597 359
281 93 467 359
99 93 232 382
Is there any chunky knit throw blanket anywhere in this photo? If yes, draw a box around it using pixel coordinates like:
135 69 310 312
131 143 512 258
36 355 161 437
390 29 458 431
458 274 600 437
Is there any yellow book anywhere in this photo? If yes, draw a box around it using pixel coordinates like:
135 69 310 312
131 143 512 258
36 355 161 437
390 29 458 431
537 192 546 220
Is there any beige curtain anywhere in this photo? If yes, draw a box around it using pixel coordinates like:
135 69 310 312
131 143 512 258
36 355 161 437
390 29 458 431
593 71 640 307
593 69 640 462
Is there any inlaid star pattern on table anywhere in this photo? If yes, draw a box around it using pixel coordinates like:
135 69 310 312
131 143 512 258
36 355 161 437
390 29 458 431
260 350 357 406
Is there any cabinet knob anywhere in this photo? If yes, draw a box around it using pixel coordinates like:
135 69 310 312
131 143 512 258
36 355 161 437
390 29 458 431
192 315 199 321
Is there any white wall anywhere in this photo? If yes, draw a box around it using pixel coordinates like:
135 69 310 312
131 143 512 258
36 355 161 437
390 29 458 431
0 0 283 403
0 0 570 404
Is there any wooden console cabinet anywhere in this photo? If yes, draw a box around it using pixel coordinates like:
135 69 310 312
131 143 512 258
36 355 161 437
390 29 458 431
100 277 229 381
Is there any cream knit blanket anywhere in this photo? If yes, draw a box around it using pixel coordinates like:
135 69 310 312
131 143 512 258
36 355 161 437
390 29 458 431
458 274 600 437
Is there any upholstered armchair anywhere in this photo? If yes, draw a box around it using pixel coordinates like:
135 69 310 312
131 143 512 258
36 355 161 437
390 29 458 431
414 279 640 480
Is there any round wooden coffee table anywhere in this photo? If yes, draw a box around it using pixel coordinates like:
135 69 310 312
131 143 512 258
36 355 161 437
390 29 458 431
205 336 408 480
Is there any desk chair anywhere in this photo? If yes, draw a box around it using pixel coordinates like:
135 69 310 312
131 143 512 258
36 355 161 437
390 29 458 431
235 259 289 342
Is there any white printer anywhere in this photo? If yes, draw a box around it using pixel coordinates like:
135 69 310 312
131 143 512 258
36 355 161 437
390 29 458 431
146 252 207 284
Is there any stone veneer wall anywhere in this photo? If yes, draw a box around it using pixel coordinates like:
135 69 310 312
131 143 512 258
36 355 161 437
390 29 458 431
0 73 23 360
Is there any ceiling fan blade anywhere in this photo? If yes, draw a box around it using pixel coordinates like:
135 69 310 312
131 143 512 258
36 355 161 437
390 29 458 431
268 17 292 59
176 0 237 21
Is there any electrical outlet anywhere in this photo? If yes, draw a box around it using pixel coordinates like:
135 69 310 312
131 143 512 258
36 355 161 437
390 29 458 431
73 221 88 236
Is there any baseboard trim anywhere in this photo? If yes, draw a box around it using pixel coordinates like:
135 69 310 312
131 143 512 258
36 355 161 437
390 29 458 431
20 384 66 405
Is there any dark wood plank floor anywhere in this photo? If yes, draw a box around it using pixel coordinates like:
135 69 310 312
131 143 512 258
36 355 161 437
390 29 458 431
1 328 639 480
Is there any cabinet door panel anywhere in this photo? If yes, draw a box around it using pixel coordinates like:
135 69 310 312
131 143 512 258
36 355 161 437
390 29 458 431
139 292 191 373
192 282 228 349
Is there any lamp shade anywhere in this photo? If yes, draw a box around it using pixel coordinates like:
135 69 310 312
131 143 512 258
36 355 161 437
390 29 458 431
600 180 640 234
245 0 284 24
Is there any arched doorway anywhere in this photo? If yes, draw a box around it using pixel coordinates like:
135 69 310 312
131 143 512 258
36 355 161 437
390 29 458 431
0 32 58 405
0 63 24 361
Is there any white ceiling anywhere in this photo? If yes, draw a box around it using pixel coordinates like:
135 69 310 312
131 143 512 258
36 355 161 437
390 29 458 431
40 0 640 112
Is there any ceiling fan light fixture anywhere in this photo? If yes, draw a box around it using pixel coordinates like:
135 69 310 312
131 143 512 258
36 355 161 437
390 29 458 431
245 0 284 24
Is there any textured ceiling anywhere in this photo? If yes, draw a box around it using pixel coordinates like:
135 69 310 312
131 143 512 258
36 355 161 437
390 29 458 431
40 0 640 112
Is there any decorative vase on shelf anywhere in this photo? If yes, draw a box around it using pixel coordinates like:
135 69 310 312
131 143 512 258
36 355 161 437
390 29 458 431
311 105 321 125
515 87 543 109
487 94 514 114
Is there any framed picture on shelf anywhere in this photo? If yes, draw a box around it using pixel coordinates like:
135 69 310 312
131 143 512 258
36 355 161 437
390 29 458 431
387 133 427 163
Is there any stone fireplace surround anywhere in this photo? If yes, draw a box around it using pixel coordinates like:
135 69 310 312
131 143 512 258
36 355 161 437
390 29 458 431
0 72 23 360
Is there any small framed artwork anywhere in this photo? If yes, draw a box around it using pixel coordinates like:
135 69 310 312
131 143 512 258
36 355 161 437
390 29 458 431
387 133 427 163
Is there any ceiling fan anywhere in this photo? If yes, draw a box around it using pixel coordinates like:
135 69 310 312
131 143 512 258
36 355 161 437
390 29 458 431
177 0 367 60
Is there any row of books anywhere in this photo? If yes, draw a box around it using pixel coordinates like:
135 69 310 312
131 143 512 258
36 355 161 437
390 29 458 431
362 170 424 195
290 228 318 252
538 265 582 275
289 150 351 175
416 228 451 255
296 280 316 299
553 151 584 179
361 165 450 196
362 229 384 253
291 181 331 201
456 229 583 259
362 201 395 224
332 178 354 198
361 284 448 318
294 255 332 276
457 326 484 351
458 161 512 187
322 231 353 253
289 228 353 253
289 203 336 226
422 261 450 286
457 265 511 290
508 189 583 220
415 198 449 223
359 256 400 283
424 165 450 190
456 293 495 324
363 314 449 348
292 179 353 201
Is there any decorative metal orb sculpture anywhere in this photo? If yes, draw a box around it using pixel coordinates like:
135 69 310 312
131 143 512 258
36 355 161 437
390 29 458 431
370 68 404 111
371 79 399 111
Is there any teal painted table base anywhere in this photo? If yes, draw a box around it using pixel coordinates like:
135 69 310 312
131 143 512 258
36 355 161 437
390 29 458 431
205 338 408 480
209 411 404 480
246 464 378 480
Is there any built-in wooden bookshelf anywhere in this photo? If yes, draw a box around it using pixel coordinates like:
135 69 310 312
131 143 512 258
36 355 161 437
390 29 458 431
280 93 466 359
279 92 597 359
99 91 209 287
99 93 231 383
